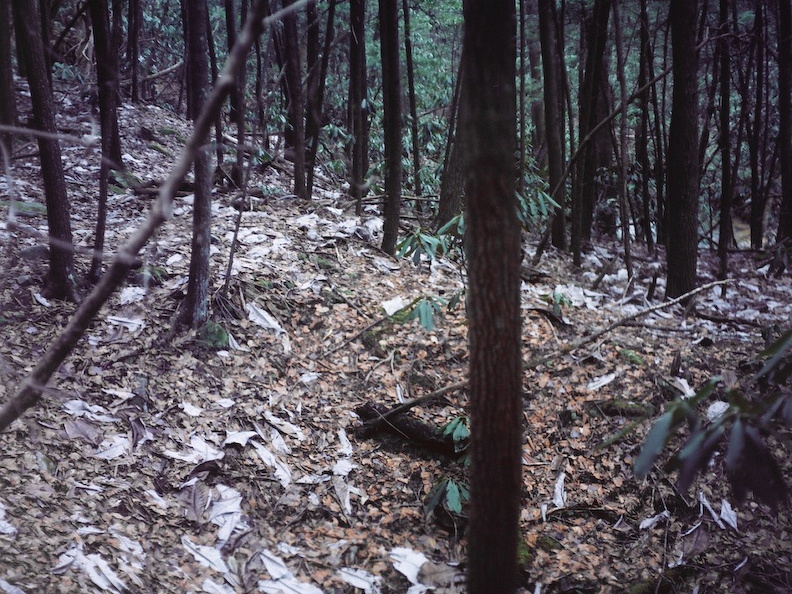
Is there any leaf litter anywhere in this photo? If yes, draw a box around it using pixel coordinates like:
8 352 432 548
1 88 792 592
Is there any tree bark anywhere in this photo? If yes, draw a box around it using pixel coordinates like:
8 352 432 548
379 0 402 255
637 0 655 253
749 0 766 248
402 0 422 199
128 0 143 102
612 0 632 277
349 0 368 213
306 0 336 199
87 0 124 281
666 0 700 299
571 0 611 266
434 47 466 231
303 0 320 197
538 0 566 249
178 0 212 328
225 0 247 187
13 0 77 300
462 0 522 591
776 0 792 244
717 0 733 289
283 0 306 198
0 0 16 157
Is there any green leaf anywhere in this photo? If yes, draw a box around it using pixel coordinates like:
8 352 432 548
634 412 675 478
725 418 745 472
676 424 725 492
425 479 447 515
445 481 462 514
447 290 463 310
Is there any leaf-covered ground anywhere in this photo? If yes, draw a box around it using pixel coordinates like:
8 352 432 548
1 85 792 594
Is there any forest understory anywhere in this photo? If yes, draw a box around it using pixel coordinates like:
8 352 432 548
1 87 792 594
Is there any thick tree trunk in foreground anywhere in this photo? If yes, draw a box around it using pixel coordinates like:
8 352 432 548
462 0 522 591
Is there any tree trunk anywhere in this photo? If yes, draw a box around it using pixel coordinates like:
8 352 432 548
776 0 792 244
717 0 733 289
128 0 142 102
378 0 401 255
304 0 320 197
0 0 16 157
349 0 368 213
612 0 632 277
527 0 546 170
13 0 77 300
749 0 766 248
402 0 422 199
637 0 655 253
87 0 124 281
283 0 306 199
306 0 336 199
178 0 212 328
571 0 611 266
206 7 225 169
434 47 466 231
225 0 247 187
538 0 566 250
666 0 700 299
518 0 527 195
462 0 522 591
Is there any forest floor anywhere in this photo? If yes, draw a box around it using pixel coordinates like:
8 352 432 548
1 86 792 594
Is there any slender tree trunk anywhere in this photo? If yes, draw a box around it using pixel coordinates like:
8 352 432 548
402 0 422 199
666 0 700 299
518 0 527 195
378 0 401 255
717 0 733 290
538 0 566 249
88 0 123 169
612 0 632 277
434 47 466 231
178 0 212 328
651 17 669 246
303 0 320 197
571 0 611 265
13 0 77 300
349 0 368 213
637 0 655 253
749 1 766 248
0 0 16 157
306 0 336 199
225 0 247 187
776 0 792 243
462 0 521 591
128 0 142 102
283 0 306 198
206 8 225 169
527 0 546 169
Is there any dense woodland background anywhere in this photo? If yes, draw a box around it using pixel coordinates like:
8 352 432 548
0 0 791 592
